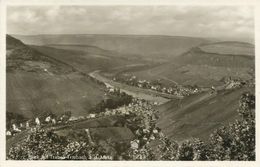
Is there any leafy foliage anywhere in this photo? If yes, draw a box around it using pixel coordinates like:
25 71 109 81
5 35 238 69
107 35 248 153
7 129 115 160
209 92 255 160
157 137 179 160
90 89 132 113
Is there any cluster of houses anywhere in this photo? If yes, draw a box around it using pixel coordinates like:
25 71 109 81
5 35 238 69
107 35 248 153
6 112 99 137
93 98 164 150
223 77 247 90
7 116 55 136
225 80 243 89
7 94 167 160
113 74 201 97
95 98 155 117
218 76 253 90
68 114 97 122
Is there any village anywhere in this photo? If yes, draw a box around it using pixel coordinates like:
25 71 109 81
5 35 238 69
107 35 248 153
113 73 249 96
6 82 167 160
113 74 202 97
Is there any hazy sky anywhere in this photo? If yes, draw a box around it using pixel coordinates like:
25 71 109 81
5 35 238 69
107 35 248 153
7 6 254 42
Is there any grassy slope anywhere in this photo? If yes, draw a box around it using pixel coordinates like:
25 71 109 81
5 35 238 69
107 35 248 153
156 86 254 142
7 35 105 118
44 44 140 61
13 34 211 62
51 116 135 143
132 42 255 87
53 116 135 142
7 72 105 118
90 127 134 142
199 41 254 56
30 45 145 73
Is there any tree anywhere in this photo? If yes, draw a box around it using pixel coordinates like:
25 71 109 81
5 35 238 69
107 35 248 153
157 137 178 160
177 140 194 160
189 138 210 160
209 92 255 160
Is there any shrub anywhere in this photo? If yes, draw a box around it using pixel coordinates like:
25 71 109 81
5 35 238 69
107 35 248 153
209 92 255 160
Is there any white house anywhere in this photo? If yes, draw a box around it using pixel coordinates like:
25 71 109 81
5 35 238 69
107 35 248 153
12 124 21 132
89 114 96 118
69 116 78 121
150 134 155 140
143 128 150 134
6 130 12 136
130 140 139 150
153 129 158 134
45 116 51 122
26 121 30 128
35 117 41 125
20 123 24 128
51 118 56 124
108 87 115 93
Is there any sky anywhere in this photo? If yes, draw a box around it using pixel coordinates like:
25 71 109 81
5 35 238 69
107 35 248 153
7 6 254 43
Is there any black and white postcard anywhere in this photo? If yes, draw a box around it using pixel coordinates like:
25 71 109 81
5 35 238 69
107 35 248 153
0 0 259 167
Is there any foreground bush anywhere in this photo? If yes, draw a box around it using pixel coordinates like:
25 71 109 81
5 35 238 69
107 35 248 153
209 92 255 160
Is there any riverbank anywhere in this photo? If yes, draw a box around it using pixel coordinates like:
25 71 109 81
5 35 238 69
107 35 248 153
89 70 181 104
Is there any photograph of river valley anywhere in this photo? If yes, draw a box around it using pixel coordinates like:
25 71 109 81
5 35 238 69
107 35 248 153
6 5 255 161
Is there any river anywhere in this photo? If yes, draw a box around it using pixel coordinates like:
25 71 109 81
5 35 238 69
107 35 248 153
89 70 181 104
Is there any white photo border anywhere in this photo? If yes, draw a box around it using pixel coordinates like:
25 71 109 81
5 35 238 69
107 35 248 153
0 0 259 167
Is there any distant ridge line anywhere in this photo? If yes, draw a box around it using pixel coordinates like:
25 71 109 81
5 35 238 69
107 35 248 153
10 33 213 40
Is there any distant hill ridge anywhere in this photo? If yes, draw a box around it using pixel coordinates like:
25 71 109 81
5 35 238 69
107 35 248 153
198 41 254 57
12 34 212 62
6 35 75 74
201 41 254 47
131 40 254 87
6 35 25 49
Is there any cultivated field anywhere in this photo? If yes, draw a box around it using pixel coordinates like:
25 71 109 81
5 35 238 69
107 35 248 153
7 72 105 118
156 86 254 141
